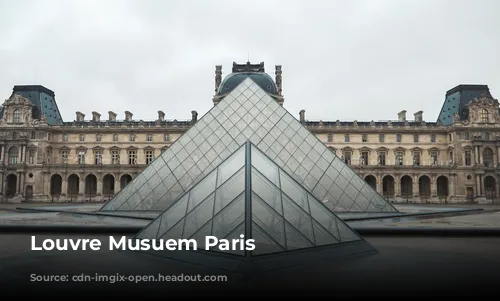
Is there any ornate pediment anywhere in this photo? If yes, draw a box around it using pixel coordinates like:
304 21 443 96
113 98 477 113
377 147 388 153
76 146 87 153
3 93 34 107
393 147 406 154
427 147 440 155
410 147 423 154
359 146 372 153
341 146 353 153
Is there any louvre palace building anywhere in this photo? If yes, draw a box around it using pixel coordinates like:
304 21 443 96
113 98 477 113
1 61 499 204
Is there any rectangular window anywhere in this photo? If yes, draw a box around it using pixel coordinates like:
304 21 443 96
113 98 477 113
29 149 36 164
465 151 472 166
362 134 367 143
413 152 420 166
343 151 351 165
78 151 85 165
396 151 403 166
146 150 155 165
128 150 137 164
61 150 68 164
111 150 120 164
378 152 386 166
95 151 102 165
361 151 369 165
431 151 438 165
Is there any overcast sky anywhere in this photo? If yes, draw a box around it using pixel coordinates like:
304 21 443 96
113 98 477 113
1 0 499 123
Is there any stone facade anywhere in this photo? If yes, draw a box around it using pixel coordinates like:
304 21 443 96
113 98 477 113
1 70 499 204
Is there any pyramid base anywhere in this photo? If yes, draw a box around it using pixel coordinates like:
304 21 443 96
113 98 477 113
136 240 377 275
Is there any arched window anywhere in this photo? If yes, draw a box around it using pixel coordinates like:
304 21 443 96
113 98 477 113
13 109 21 123
327 133 333 142
396 133 402 142
480 109 489 123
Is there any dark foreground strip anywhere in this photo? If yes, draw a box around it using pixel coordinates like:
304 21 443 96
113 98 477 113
1 224 500 236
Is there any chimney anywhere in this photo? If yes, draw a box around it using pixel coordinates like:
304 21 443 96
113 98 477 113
124 111 133 121
215 65 222 93
191 110 198 123
398 110 407 122
108 111 117 121
158 110 165 121
275 65 283 96
299 110 305 123
91 111 101 122
76 111 85 122
414 110 423 122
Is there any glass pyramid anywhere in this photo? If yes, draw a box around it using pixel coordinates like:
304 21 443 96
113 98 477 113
134 141 376 273
100 77 397 214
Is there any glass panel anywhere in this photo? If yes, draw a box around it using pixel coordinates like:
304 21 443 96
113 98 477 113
251 169 282 214
251 145 279 186
218 222 246 256
212 193 245 238
279 170 308 212
282 194 314 243
284 222 314 250
252 193 285 248
136 216 161 239
216 145 246 187
307 194 340 240
187 171 217 212
159 217 185 240
183 193 215 239
157 193 189 237
337 220 361 242
214 168 245 214
251 222 285 256
312 219 339 246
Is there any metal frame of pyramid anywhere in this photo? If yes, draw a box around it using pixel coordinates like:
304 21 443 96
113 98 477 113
133 141 377 274
100 77 398 214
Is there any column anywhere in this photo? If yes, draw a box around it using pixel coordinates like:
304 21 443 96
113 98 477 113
431 177 437 197
61 178 67 196
17 172 21 194
473 147 478 165
476 175 481 196
395 175 400 196
412 178 419 197
377 175 383 194
97 179 103 197
0 145 3 162
0 173 3 194
477 146 482 165
497 146 500 167
79 176 85 196
114 179 121 194
21 145 26 162
450 176 455 197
